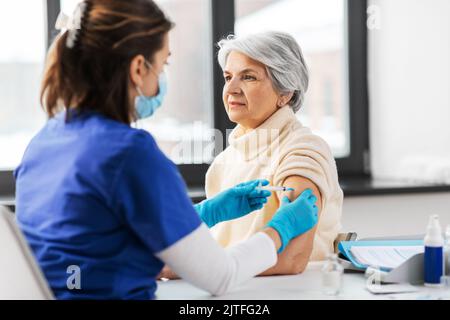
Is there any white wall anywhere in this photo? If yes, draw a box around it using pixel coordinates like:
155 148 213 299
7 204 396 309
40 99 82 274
342 192 450 238
342 0 450 238
368 0 450 180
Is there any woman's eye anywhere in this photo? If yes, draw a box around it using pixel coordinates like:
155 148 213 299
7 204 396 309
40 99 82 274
243 75 256 80
224 75 231 82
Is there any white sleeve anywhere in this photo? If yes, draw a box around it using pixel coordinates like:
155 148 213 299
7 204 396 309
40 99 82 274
155 224 277 296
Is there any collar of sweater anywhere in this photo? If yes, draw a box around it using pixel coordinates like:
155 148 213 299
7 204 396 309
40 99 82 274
228 106 297 161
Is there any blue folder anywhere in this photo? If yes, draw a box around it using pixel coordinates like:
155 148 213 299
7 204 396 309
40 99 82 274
338 240 424 271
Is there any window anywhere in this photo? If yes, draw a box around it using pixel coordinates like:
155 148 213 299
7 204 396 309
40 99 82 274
0 0 50 195
0 0 368 197
0 1 47 170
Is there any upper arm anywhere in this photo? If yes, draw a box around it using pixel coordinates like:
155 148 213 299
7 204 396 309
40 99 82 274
278 175 322 216
260 175 321 275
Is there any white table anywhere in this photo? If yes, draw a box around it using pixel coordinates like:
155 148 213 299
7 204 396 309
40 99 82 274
156 262 447 300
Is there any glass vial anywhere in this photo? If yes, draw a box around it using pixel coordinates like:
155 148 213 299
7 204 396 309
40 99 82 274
321 253 344 296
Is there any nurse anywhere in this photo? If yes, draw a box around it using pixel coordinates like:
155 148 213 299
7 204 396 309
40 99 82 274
14 0 319 299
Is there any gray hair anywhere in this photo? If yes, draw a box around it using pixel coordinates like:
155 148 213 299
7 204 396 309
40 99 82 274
217 31 309 113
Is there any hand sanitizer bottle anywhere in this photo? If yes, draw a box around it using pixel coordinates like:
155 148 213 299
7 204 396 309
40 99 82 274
424 215 444 287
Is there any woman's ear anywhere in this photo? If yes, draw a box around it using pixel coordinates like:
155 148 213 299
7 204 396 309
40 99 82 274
129 55 147 89
277 92 294 107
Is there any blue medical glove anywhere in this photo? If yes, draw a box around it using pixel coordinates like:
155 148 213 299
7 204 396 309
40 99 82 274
194 179 272 228
266 189 319 253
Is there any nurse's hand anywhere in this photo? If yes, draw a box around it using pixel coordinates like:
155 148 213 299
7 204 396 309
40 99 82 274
265 189 318 253
194 179 271 228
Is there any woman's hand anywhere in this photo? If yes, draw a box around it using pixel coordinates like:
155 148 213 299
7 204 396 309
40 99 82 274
194 179 271 228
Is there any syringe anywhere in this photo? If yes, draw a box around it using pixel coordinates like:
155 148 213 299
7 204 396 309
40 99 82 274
255 186 295 192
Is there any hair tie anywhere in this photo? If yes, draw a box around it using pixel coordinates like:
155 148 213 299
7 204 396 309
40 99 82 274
55 1 87 48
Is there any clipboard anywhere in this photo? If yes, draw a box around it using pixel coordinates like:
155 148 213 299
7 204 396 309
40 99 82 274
338 240 424 271
338 239 450 284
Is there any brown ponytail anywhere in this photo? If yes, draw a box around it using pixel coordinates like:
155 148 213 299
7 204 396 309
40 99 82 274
40 0 173 124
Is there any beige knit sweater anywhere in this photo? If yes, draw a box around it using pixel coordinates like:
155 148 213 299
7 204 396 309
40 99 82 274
205 106 343 260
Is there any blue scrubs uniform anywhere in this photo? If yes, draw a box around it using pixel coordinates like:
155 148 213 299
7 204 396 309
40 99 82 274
14 111 201 300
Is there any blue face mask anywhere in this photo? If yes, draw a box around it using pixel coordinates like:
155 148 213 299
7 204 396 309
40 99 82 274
135 64 167 119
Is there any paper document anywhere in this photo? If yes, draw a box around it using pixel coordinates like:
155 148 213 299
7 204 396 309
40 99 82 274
350 246 424 270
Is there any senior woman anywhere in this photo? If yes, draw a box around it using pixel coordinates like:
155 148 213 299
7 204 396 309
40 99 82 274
205 31 343 275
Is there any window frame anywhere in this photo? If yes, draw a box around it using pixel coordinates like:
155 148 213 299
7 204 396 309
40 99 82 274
0 0 369 197
337 0 370 177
